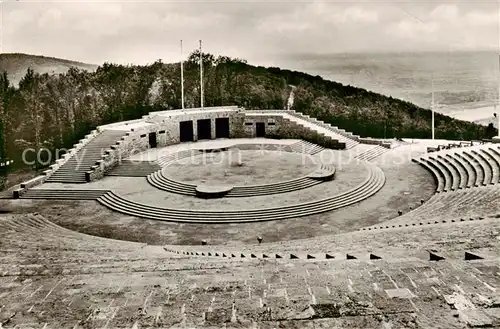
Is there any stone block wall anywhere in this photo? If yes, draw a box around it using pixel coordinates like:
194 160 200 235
87 131 152 181
136 109 243 145
358 138 392 148
229 112 247 138
86 109 244 181
84 108 379 181
239 114 284 138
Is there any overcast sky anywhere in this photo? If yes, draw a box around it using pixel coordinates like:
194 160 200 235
2 0 500 66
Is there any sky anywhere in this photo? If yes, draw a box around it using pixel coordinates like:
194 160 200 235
1 0 500 66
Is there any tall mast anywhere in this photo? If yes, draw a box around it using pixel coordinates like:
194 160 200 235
180 40 185 110
431 76 435 140
0 1 3 54
199 39 204 108
497 0 500 136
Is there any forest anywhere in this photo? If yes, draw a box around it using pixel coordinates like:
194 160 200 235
0 52 495 190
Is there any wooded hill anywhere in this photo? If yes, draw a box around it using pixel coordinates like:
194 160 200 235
0 52 495 189
0 53 98 86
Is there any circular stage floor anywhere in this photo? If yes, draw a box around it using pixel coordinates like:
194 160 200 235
167 149 318 186
17 138 436 245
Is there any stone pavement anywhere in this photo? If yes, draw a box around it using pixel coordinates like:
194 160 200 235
1 214 500 328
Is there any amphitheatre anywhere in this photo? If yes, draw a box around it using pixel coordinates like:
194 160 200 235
1 105 500 329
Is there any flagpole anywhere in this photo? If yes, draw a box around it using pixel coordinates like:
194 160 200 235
180 39 185 110
199 39 204 108
498 0 500 137
0 1 3 54
431 76 435 140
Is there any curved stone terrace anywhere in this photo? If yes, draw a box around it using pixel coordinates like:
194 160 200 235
146 147 336 198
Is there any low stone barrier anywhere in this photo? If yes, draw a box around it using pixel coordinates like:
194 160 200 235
20 175 47 190
358 137 392 148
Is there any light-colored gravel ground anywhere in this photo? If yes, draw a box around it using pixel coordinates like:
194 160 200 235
3 139 437 246
167 150 318 185
127 138 299 162
117 164 366 210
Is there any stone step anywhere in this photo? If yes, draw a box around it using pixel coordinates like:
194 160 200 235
21 189 109 200
479 149 500 183
284 114 357 148
106 161 161 177
146 163 333 198
98 164 384 223
416 145 500 194
366 185 499 228
355 146 389 162
46 130 127 183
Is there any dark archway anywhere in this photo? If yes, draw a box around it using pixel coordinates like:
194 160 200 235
215 118 230 138
179 121 194 142
148 132 157 148
256 122 266 137
197 119 212 140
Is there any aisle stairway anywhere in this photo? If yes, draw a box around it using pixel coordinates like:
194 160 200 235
106 160 161 177
289 140 325 154
354 145 390 162
283 113 359 149
46 130 126 183
287 111 394 149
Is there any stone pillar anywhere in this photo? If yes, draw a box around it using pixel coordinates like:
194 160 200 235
193 120 198 141
211 118 216 139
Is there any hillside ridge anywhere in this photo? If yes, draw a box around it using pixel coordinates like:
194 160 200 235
0 52 97 85
0 51 496 191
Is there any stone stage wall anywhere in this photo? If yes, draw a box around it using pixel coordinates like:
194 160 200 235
88 108 245 180
82 107 347 182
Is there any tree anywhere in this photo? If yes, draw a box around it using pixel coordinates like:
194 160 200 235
486 123 497 139
0 72 8 168
0 52 493 180
15 68 48 170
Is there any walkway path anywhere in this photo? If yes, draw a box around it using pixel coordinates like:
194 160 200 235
286 85 296 110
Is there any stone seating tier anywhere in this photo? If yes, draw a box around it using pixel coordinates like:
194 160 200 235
97 163 384 223
2 212 500 328
438 155 464 190
414 145 500 193
473 149 497 184
479 149 500 182
455 152 481 186
20 189 109 200
466 150 490 185
442 154 469 189
146 163 335 198
366 184 500 228
362 215 487 232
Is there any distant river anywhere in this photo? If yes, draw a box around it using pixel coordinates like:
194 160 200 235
264 51 499 125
